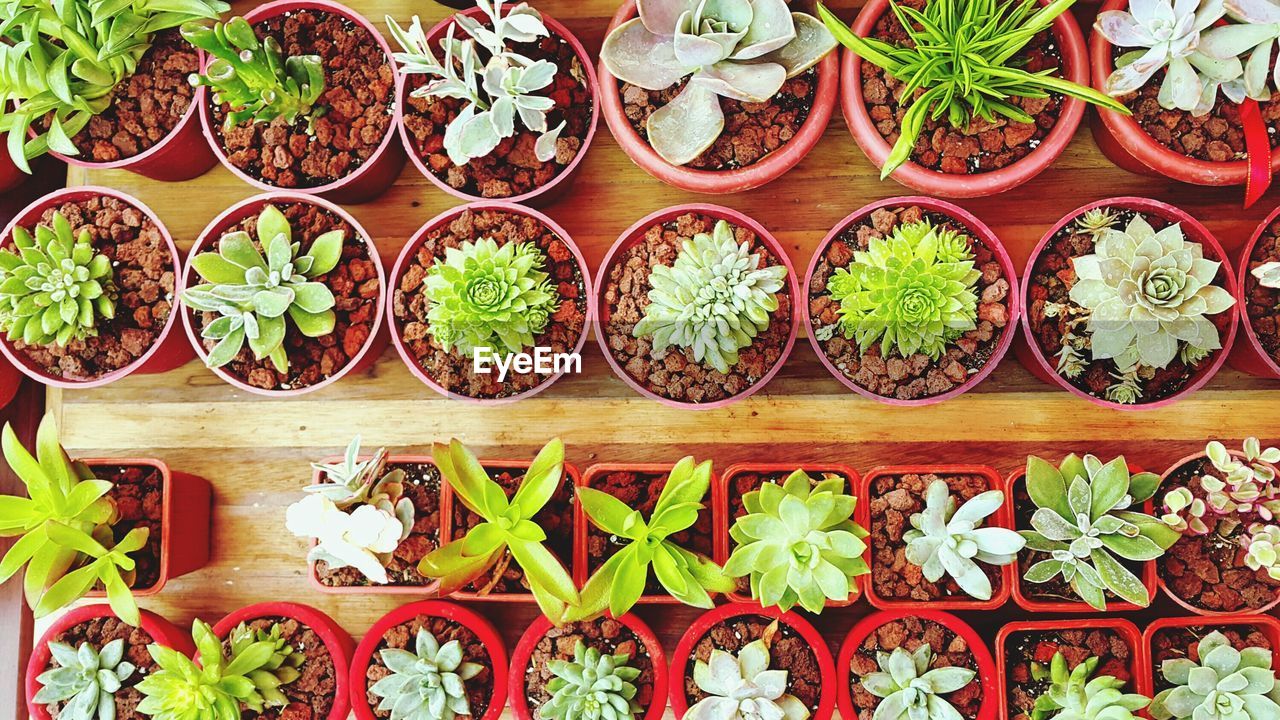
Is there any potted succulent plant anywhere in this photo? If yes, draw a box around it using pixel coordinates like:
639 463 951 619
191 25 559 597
0 413 211 626
0 0 224 181
804 197 1018 405
182 0 406 203
995 619 1150 720
672 604 835 720
859 465 1023 611
597 0 839 194
837 609 995 720
1144 616 1280 720
386 0 599 204
1019 197 1238 409
180 192 386 396
388 201 591 403
350 600 508 720
1232 207 1280 378
1155 439 1280 615
595 204 799 408
0 186 194 388
819 0 1127 198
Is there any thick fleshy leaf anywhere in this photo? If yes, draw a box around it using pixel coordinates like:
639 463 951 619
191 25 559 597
646 79 725 165
601 18 690 90
696 61 786 102
732 0 795 60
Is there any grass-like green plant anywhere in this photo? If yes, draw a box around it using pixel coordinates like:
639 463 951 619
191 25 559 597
1030 652 1150 720
1149 630 1280 720
33 638 136 720
542 641 642 720
818 0 1129 179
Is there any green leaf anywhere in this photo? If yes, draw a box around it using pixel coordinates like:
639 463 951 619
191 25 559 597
286 306 334 338
510 438 564 519
1026 456 1071 519
1088 457 1130 520
0 530 45 584
1091 549 1150 607
1128 471 1162 504
304 230 344 277
563 549 625 623
652 457 711 518
608 544 646 618
507 538 578 606
4 420 54 503
434 440 499 520
256 205 292 248
33 562 98 618
101 567 138 626
577 487 640 539
191 252 248 284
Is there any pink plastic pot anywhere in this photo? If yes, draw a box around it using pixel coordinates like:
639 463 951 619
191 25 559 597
672 604 835 720
838 610 997 720
1017 197 1238 410
512 613 667 720
1229 206 1280 379
803 196 1019 404
388 201 593 403
351 601 507 720
838 0 1089 197
400 7 598 206
595 204 801 409
0 186 195 389
598 0 838 194
197 0 406 204
181 191 389 397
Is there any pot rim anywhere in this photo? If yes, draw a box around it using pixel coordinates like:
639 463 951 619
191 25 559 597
1232 206 1280 378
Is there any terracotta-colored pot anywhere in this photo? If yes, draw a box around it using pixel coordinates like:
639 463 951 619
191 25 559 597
594 204 800 409
511 613 667 720
837 0 1089 197
399 7 598 206
0 186 195 389
197 0 406 204
598 0 838 194
803 196 1019 405
1230 206 1280 379
180 191 389 397
1017 197 1238 410
350 601 507 720
1143 615 1280 693
672 604 835 720
388 201 593 404
715 462 864 608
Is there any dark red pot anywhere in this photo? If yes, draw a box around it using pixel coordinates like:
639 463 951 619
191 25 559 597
1229 206 1280 379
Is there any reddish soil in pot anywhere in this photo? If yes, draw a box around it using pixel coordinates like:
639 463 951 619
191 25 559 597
191 201 380 392
682 615 821 714
363 615 494 718
227 617 336 720
602 213 792 404
848 617 982 720
40 617 157 720
9 196 175 381
315 463 441 587
524 617 657 711
1243 220 1280 366
393 208 587 400
1003 628 1133 720
1150 624 1273 691
97 464 164 591
808 205 1011 401
211 9 394 189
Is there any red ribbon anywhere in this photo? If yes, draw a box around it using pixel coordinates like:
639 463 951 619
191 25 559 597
1241 98 1271 209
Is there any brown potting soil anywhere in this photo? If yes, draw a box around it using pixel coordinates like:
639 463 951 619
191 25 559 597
849 617 982 720
525 618 656 713
392 209 587 399
808 205 1010 401
601 213 792 404
96 464 164 591
365 615 494 719
43 617 156 720
190 201 380 392
231 617 335 720
1002 628 1133 720
683 616 821 713
1244 221 1280 367
1150 625 1274 692
9 196 174 381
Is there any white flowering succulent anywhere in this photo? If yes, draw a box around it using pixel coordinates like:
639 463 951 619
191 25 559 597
1199 0 1280 103
857 646 976 720
903 480 1025 601
685 628 810 720
286 494 411 584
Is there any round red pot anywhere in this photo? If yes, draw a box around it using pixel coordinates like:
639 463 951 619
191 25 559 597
0 186 195 389
804 196 1019 404
0 138 24 193
181 191 389 397
399 7 599 206
512 613 667 720
350 601 507 720
211 603 354 720
858 465 1012 611
197 0 406 204
26 604 194 720
838 0 1088 197
1016 196 1238 410
595 204 800 409
837 609 996 720
672 604 835 720
1143 615 1280 691
1090 0 1280 186
598 0 838 194
1229 206 1280 379
388 201 592 404
714 462 864 607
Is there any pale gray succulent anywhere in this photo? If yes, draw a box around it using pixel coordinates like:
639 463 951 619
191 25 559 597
685 628 810 720
369 629 484 720
541 641 642 720
857 646 976 720
33 639 136 720
1149 630 1280 720
903 479 1025 601
1199 0 1280 103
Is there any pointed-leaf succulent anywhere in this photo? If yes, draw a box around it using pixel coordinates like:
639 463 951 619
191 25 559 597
33 639 137 720
1029 652 1151 720
902 479 1025 601
1149 630 1280 720
368 628 484 720
685 624 810 720
857 645 976 720
541 641 643 720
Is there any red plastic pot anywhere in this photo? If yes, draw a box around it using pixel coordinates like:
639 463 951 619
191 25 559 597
0 356 22 409
211 603 354 720
838 609 996 720
181 191 389 397
388 201 592 404
714 462 864 607
351 601 507 720
837 0 1089 197
1229 206 1280 379
0 137 24 193
1016 196 1239 410
672 603 835 720
512 613 667 720
859 465 1012 611
197 0 406 204
1143 615 1280 691
803 196 1019 405
399 7 598 206
0 186 195 389
594 204 801 409
598 0 838 194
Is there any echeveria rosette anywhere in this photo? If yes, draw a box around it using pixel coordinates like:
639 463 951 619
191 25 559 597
542 641 643 720
857 645 975 720
902 479 1025 601
33 639 137 720
1149 630 1280 720
368 628 483 720
600 0 836 165
685 629 810 720
1030 653 1151 720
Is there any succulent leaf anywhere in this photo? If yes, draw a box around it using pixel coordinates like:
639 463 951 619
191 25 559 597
902 479 1025 601
33 639 136 720
541 640 642 720
1150 631 1280 720
369 628 482 720
1028 651 1150 720
856 645 975 720
686 627 810 720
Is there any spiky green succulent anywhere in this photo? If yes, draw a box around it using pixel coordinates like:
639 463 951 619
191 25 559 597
902 479 1024 601
368 628 483 720
225 621 304 711
857 645 976 720
1150 630 1280 720
632 220 788 374
1029 653 1150 720
686 625 810 720
825 220 980 362
541 640 642 720
33 639 137 720
0 211 117 347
